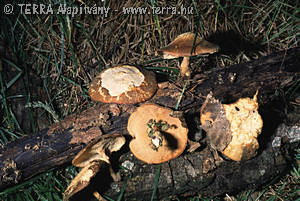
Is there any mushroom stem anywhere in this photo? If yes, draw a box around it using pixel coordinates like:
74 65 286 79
180 56 191 77
146 119 176 151
149 131 163 151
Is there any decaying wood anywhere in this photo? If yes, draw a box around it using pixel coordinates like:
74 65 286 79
0 47 299 199
103 121 299 200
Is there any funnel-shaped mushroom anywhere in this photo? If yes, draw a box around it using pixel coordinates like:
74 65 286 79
63 133 125 201
127 104 188 164
158 32 219 77
200 92 263 161
88 65 157 104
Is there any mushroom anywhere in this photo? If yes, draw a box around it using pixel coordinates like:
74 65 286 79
157 32 220 77
63 133 125 201
88 65 157 104
200 91 263 161
127 103 188 164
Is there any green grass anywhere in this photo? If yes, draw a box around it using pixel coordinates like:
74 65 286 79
151 164 162 201
0 0 299 200
0 166 78 201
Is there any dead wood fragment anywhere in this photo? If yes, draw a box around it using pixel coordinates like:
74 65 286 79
0 47 299 199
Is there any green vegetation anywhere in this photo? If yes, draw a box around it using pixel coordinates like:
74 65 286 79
1 0 299 200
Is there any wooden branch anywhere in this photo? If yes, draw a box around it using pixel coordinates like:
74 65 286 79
0 47 299 199
102 122 299 200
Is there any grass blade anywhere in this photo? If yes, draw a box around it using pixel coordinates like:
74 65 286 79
151 164 162 201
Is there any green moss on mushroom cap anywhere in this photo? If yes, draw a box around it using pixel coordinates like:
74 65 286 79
88 65 157 104
127 104 188 164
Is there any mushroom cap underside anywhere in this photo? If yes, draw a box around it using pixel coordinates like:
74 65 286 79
72 133 126 167
200 92 263 161
128 104 188 164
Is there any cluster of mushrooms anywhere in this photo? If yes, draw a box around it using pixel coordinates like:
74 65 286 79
63 32 263 200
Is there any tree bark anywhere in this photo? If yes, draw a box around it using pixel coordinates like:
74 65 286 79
102 122 299 200
0 47 299 199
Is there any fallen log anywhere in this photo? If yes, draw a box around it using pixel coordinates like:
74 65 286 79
0 47 299 199
102 121 300 200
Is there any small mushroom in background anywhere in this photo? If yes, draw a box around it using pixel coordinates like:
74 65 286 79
200 91 263 161
127 103 188 164
63 133 126 201
88 65 157 104
157 32 220 77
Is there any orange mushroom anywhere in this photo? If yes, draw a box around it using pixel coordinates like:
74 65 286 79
157 32 219 77
200 92 263 161
88 65 157 104
127 103 188 164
